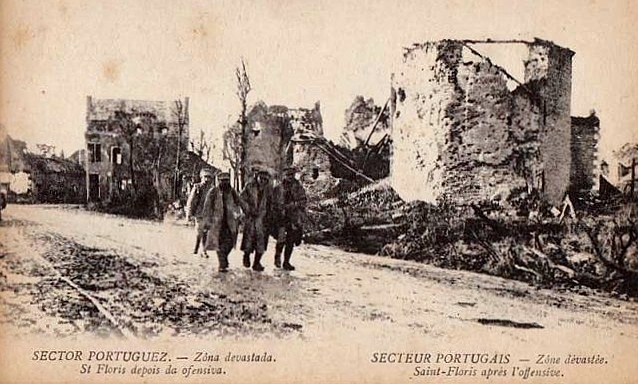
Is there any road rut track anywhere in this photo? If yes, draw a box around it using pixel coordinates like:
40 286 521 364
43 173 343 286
5 221 296 339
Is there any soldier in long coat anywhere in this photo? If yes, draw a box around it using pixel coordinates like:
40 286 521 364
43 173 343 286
0 189 7 222
185 168 215 257
202 172 244 272
240 169 274 271
272 166 307 270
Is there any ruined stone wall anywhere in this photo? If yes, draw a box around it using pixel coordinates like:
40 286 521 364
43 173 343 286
391 40 573 206
442 53 525 203
391 42 456 203
292 142 335 199
570 113 600 193
288 102 335 196
245 103 293 176
526 44 574 203
245 101 335 198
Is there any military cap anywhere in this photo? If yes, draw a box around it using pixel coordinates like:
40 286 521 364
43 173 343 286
199 168 214 178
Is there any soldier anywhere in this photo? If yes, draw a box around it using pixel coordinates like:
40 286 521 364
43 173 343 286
240 167 273 271
272 166 307 271
0 189 7 222
202 172 244 272
185 168 215 257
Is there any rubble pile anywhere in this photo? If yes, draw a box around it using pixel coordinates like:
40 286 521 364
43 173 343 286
306 177 638 297
304 178 405 253
382 197 638 297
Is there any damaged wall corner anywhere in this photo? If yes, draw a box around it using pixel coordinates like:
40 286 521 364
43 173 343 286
390 39 575 207
244 101 336 198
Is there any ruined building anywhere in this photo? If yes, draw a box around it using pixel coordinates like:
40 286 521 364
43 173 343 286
23 153 85 203
570 112 600 193
340 96 391 149
84 96 189 203
391 38 578 206
244 102 294 176
245 101 334 196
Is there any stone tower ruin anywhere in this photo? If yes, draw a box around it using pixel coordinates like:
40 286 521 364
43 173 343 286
391 38 574 206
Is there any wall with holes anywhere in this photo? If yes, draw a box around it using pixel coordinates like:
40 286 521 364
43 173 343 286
391 39 574 206
570 113 600 193
245 102 293 176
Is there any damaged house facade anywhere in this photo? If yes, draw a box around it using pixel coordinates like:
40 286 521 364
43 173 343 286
84 96 190 204
391 38 596 206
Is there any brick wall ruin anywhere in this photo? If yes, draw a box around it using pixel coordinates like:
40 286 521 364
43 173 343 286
245 102 294 175
570 112 600 193
288 102 335 196
245 102 335 197
391 39 574 206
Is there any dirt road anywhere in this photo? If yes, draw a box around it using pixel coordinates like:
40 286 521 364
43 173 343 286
1 204 637 345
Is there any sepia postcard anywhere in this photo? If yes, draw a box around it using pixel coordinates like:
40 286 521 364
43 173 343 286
1 0 637 383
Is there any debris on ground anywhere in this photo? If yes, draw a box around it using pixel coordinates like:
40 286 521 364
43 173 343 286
304 179 638 298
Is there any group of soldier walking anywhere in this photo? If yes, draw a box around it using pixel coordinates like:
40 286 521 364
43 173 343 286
186 166 307 273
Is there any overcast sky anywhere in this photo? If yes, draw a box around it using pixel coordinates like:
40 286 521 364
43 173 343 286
1 0 637 166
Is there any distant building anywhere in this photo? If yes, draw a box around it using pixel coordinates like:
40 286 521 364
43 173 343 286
608 143 638 194
23 154 85 203
0 133 28 197
84 96 190 204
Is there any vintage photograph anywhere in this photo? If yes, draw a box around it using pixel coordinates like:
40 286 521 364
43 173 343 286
1 0 637 383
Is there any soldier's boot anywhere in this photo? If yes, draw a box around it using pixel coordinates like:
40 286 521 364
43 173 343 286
282 244 295 271
217 252 229 273
252 252 265 272
193 235 201 254
274 243 284 268
201 233 209 258
243 252 251 268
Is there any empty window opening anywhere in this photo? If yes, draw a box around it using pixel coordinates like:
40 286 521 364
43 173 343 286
111 146 122 165
88 143 101 163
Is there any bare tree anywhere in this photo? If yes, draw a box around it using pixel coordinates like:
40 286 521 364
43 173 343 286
136 121 172 219
172 99 189 200
236 58 251 187
223 122 242 189
190 129 213 163
112 110 139 192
